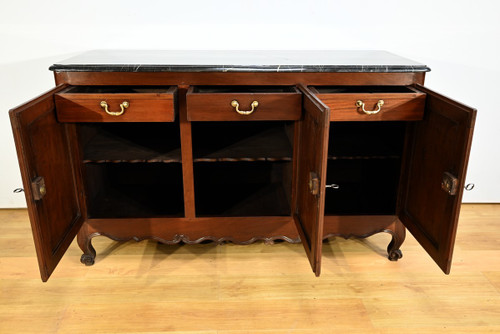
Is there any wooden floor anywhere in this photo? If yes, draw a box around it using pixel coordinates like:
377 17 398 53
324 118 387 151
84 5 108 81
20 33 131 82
0 204 499 333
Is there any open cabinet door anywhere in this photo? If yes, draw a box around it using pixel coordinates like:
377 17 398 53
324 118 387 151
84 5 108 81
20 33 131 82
294 85 330 276
398 85 476 274
10 86 84 281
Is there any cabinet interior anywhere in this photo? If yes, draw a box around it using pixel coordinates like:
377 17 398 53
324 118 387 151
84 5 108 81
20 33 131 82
194 161 292 217
192 121 294 216
191 86 297 94
325 122 406 215
80 122 181 163
78 122 184 218
191 121 293 162
84 163 184 218
61 86 172 94
312 86 417 94
75 104 407 218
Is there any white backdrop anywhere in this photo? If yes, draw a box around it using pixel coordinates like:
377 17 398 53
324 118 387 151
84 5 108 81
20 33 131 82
1 0 499 207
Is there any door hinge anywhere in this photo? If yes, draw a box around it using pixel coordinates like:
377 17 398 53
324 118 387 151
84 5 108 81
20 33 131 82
309 172 319 196
441 172 458 196
31 176 46 201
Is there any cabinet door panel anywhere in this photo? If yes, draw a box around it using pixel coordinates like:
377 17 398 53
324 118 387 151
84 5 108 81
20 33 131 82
10 85 84 281
398 84 476 274
294 85 330 276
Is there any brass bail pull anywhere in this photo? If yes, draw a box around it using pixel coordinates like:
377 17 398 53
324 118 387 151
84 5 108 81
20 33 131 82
100 101 129 116
231 100 259 115
356 100 384 115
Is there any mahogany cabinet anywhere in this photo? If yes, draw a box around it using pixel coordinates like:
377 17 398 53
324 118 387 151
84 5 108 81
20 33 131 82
9 51 476 281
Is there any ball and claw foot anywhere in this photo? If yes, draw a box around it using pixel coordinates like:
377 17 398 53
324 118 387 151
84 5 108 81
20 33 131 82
388 249 403 261
80 254 95 266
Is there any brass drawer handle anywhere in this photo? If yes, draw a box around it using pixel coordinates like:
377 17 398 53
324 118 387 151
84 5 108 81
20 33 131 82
231 100 259 115
100 101 129 116
356 100 384 115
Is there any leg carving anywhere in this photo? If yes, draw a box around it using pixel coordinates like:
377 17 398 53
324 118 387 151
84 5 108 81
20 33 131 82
77 223 97 266
387 220 406 261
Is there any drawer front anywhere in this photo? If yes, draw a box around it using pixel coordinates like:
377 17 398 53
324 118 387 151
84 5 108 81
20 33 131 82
186 86 302 121
55 86 177 122
313 86 425 121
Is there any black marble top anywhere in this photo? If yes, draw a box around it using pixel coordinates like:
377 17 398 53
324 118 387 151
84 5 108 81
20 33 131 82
49 50 430 73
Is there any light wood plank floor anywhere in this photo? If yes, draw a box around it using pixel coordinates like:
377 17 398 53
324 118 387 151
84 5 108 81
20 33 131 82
1 204 499 333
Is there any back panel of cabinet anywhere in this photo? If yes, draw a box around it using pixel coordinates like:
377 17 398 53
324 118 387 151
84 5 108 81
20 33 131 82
191 121 294 217
324 122 406 215
78 122 184 218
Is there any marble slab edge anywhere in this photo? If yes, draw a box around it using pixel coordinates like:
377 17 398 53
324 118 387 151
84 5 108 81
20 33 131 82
49 64 431 73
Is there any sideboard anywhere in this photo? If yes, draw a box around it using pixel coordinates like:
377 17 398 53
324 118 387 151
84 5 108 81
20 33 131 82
9 50 476 281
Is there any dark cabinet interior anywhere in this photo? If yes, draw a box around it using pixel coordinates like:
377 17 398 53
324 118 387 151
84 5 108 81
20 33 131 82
79 122 182 163
78 120 295 219
193 161 292 217
324 122 405 215
191 121 293 162
191 121 293 217
78 122 184 218
313 86 418 94
191 86 298 94
84 163 184 218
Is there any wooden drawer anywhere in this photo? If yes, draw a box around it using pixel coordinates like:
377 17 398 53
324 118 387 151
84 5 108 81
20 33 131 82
186 86 301 121
311 86 426 121
55 86 177 122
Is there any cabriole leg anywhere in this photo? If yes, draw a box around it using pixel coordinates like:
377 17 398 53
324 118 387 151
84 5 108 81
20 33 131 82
77 222 96 266
387 219 406 261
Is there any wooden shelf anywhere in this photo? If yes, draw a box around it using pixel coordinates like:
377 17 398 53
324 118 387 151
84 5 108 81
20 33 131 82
193 124 293 162
328 155 400 160
82 124 181 163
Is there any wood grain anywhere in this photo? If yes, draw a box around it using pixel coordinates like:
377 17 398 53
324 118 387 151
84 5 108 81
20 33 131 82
293 85 331 276
398 85 476 274
9 86 84 282
1 204 499 333
85 216 299 244
15 67 469 283
54 71 426 86
192 123 293 162
55 86 177 122
80 123 182 163
178 85 196 218
186 86 301 121
315 88 425 121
